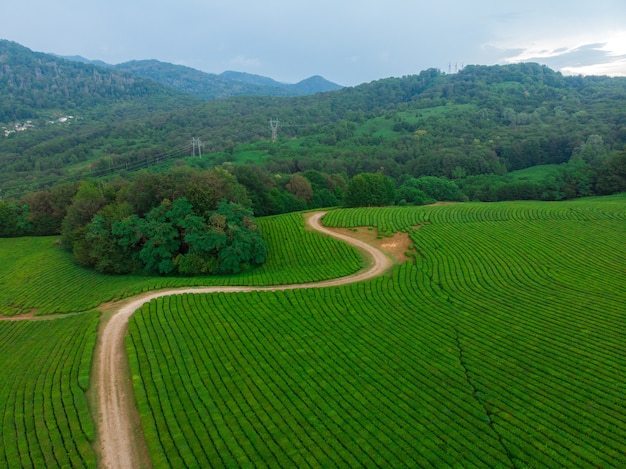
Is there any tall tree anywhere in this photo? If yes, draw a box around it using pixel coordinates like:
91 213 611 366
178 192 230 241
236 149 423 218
344 172 396 207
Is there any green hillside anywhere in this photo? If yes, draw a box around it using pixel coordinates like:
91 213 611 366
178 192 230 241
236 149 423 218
0 40 193 122
2 42 625 202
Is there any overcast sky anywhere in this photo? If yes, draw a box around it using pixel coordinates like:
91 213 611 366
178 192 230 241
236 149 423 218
2 1 625 86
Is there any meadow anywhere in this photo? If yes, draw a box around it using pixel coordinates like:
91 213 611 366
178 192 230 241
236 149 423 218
508 164 560 181
126 194 626 467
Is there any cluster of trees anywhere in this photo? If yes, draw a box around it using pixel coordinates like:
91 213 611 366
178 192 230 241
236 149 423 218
458 150 626 202
62 168 267 275
226 152 626 213
72 197 266 275
0 167 267 275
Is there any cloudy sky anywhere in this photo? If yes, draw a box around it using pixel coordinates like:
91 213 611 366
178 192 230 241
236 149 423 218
2 0 625 86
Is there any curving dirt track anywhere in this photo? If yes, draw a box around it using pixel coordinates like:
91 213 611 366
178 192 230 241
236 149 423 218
97 211 393 469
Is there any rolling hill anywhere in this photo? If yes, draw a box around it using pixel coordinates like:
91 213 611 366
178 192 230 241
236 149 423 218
1 39 625 203
113 61 343 99
58 54 343 99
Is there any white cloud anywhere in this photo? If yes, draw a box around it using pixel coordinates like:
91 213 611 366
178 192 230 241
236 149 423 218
561 59 626 77
2 0 626 84
228 55 262 70
488 28 626 77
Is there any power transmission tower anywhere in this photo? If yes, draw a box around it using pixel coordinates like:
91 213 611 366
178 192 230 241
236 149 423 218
191 137 202 157
269 118 280 141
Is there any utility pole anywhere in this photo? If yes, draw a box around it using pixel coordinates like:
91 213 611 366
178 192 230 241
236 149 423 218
269 119 280 141
191 137 202 157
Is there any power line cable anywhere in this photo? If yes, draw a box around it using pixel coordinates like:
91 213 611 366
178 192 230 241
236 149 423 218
2 141 193 197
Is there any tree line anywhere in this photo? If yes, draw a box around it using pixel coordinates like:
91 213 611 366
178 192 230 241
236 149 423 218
0 151 624 277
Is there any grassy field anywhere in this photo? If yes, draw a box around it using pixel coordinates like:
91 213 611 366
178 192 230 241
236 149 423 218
0 212 362 315
508 164 560 181
126 195 626 467
321 194 626 231
354 105 478 139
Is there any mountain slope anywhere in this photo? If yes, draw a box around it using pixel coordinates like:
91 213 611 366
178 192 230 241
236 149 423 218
113 60 342 99
0 40 194 122
219 70 342 95
58 55 344 99
1 41 625 201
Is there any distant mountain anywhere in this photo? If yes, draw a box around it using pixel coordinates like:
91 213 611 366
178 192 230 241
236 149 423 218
0 40 195 122
218 70 287 88
292 75 343 94
53 53 343 99
112 60 343 99
52 54 111 68
219 71 343 95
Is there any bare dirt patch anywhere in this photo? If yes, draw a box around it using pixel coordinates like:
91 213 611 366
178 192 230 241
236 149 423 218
0 311 40 320
323 226 419 264
0 310 92 321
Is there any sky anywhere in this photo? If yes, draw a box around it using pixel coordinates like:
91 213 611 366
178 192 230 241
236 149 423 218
2 0 626 86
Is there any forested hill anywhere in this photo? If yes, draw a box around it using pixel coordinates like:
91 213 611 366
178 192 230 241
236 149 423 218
1 41 625 200
0 40 197 122
112 61 343 99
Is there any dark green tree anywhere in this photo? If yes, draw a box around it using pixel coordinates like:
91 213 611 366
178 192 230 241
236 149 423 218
596 151 626 195
407 176 467 202
344 172 396 207
61 181 108 250
74 202 137 273
0 201 21 237
285 174 313 203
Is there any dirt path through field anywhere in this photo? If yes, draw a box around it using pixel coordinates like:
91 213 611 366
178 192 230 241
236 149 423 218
96 211 393 469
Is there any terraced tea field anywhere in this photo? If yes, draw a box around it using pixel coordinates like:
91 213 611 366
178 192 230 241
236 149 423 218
0 312 99 468
0 195 624 468
0 212 362 315
126 195 626 467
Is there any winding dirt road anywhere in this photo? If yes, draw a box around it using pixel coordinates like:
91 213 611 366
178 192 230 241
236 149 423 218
97 211 392 469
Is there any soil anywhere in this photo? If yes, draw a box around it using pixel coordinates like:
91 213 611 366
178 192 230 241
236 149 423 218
0 310 93 321
322 225 419 264
0 311 41 320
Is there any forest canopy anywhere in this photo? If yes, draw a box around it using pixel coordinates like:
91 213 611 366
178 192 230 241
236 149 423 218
54 167 267 276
